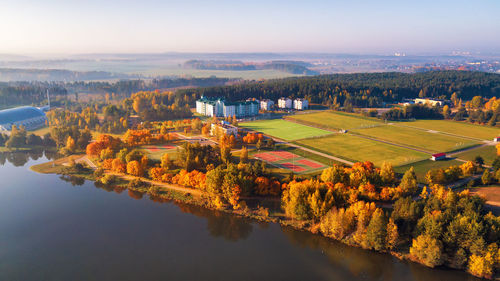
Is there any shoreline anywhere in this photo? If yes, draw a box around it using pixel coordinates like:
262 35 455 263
29 155 493 280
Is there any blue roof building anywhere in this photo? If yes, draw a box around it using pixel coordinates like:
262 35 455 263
0 106 47 131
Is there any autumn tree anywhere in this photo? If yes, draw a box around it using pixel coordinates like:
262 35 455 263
365 208 388 251
111 158 126 173
481 169 492 185
66 136 76 153
132 96 148 114
399 167 418 195
240 146 248 163
386 218 399 250
256 139 263 151
127 160 143 177
468 252 496 279
380 161 395 185
409 235 444 267
5 125 27 148
442 105 450 119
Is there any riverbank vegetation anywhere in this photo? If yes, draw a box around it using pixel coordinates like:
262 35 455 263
30 119 499 279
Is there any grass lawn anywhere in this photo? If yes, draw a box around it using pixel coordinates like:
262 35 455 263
139 143 182 161
296 134 429 167
30 126 51 136
396 120 500 140
395 158 464 183
239 119 331 141
287 111 382 131
454 145 497 165
352 124 479 153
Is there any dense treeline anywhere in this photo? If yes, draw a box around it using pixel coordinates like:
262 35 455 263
179 71 500 108
0 82 67 108
381 104 443 120
0 77 231 108
67 77 230 96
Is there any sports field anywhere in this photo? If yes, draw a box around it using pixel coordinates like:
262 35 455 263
396 120 499 140
395 159 465 183
140 144 178 160
454 144 497 165
352 124 479 153
253 150 326 174
239 119 331 141
296 134 429 167
287 111 381 130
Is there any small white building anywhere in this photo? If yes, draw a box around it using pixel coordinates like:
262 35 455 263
414 98 444 107
278 97 292 109
210 122 238 136
260 99 274 111
293 98 309 110
431 153 446 161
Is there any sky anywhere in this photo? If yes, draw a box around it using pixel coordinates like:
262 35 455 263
0 0 499 55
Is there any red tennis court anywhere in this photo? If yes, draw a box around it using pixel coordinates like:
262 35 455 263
270 151 297 159
297 159 324 169
280 162 306 172
254 152 283 162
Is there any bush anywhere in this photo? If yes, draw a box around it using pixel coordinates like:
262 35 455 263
100 174 117 185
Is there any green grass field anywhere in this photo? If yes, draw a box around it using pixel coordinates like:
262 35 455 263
454 145 497 165
296 134 429 167
395 159 465 183
396 120 499 140
352 124 479 153
239 119 331 141
287 111 382 130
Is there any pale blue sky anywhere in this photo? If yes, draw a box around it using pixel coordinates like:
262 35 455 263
0 0 499 54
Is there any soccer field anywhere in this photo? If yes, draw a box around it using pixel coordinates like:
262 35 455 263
287 111 382 130
352 124 479 153
239 119 331 141
397 120 499 140
296 134 429 167
454 145 497 165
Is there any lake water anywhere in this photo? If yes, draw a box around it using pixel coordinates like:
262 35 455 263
0 151 478 281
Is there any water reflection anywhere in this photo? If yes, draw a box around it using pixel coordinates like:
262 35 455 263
0 153 479 281
0 149 58 167
59 175 85 186
177 204 253 241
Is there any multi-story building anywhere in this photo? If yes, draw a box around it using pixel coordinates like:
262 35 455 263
260 99 274 111
293 98 309 110
210 121 238 136
278 97 292 109
196 97 259 118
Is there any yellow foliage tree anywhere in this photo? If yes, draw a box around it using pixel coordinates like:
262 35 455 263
127 160 143 177
409 235 443 267
66 136 76 152
468 253 495 279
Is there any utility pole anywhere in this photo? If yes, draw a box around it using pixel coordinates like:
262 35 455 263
46 89 51 110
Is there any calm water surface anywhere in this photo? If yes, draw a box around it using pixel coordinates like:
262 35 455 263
0 151 478 281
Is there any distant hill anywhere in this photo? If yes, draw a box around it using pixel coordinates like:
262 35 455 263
184 60 318 75
0 68 140 82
